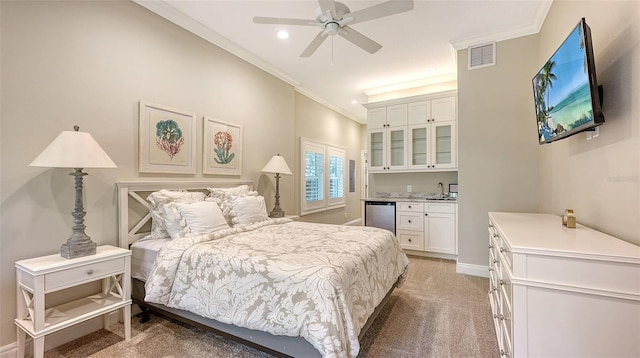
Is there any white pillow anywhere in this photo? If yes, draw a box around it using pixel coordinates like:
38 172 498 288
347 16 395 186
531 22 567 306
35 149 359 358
207 185 251 200
228 195 269 225
147 190 206 239
163 201 230 240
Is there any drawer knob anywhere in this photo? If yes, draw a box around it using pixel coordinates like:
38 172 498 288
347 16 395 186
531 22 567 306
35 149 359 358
86 269 94 275
408 205 412 209
500 247 509 253
408 219 412 223
408 239 412 242
424 213 428 216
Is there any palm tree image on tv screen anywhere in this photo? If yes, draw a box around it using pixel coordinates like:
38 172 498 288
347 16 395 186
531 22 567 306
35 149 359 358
532 19 602 144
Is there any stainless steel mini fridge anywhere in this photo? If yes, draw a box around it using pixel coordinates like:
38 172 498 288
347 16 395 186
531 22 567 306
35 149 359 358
364 201 396 234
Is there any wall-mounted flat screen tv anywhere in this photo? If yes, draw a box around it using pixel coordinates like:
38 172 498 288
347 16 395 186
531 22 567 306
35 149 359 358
532 18 604 144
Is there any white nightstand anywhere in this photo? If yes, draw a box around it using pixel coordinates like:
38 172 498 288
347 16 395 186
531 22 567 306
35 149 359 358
15 245 131 358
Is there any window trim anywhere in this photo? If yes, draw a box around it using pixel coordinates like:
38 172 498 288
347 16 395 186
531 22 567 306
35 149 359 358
300 138 346 216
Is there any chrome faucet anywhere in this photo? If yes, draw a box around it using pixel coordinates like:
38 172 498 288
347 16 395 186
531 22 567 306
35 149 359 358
438 182 444 197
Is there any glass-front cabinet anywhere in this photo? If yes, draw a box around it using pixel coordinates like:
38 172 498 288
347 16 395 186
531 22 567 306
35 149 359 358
368 126 407 171
407 121 456 170
366 92 457 172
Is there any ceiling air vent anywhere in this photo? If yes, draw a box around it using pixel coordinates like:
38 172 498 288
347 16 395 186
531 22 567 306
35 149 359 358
468 42 496 70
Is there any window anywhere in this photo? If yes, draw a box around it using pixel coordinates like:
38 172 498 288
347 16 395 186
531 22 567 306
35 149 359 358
301 138 345 215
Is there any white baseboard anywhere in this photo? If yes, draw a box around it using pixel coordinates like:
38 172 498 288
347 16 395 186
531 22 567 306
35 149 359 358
456 262 489 277
2 311 121 357
344 218 362 226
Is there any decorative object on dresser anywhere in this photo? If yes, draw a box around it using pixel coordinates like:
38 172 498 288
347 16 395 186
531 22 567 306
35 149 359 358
138 100 196 174
15 245 132 358
261 154 292 218
30 126 117 259
203 117 243 175
562 208 576 228
488 212 640 357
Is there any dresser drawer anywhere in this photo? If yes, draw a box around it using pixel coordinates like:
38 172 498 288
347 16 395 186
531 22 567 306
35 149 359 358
46 257 125 291
397 202 423 212
397 212 424 231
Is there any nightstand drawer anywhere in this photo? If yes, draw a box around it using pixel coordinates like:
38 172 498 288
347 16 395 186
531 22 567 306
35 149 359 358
46 257 124 291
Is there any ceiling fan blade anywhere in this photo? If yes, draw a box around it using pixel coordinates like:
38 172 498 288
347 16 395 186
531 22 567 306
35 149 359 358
338 26 382 54
318 0 337 18
300 31 329 57
347 0 414 26
253 16 317 26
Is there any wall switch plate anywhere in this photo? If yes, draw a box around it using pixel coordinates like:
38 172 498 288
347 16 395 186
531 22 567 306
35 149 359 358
407 185 412 192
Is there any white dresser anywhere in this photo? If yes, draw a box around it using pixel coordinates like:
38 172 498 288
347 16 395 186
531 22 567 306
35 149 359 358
488 212 640 358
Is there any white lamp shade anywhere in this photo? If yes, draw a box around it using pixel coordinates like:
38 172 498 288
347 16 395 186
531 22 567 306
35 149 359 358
30 129 117 168
261 155 292 175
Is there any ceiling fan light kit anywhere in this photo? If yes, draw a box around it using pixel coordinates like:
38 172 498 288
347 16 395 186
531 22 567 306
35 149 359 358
253 0 414 57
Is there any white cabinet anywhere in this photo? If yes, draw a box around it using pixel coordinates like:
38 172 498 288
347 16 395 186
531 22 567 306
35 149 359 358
425 203 456 254
368 126 407 171
407 96 456 125
408 121 456 170
15 246 132 358
396 202 456 255
366 93 456 172
367 104 408 130
488 212 640 358
396 202 424 251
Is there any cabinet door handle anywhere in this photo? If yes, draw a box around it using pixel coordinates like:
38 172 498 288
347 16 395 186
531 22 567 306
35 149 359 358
86 269 94 275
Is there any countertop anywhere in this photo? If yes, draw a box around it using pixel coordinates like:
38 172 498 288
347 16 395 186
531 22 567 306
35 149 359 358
361 197 457 203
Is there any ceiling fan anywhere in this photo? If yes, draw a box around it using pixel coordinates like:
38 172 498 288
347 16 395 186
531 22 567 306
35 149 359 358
253 0 414 57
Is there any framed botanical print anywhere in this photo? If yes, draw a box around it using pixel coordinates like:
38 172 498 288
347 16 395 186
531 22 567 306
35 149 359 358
138 100 196 174
203 117 242 175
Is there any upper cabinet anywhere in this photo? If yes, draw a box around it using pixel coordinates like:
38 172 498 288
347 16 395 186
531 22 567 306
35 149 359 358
365 92 457 173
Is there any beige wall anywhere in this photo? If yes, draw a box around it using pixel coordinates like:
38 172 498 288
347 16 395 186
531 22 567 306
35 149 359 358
294 93 366 224
536 0 640 244
0 1 361 348
457 35 541 267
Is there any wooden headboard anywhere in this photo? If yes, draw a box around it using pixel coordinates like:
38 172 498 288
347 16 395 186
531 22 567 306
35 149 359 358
116 179 254 249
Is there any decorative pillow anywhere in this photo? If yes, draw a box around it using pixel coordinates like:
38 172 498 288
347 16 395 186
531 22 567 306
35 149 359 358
207 186 258 224
162 201 230 240
228 195 269 226
147 190 206 239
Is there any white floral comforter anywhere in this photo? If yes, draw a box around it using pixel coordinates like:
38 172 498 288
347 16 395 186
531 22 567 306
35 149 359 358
145 219 409 358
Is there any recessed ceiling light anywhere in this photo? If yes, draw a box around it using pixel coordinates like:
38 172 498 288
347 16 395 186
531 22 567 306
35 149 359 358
277 30 289 39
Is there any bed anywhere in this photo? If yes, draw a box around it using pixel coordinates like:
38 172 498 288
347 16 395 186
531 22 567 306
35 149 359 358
117 180 409 358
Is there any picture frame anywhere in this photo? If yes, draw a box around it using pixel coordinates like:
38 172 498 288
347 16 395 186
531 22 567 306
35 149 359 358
203 117 242 175
138 100 196 174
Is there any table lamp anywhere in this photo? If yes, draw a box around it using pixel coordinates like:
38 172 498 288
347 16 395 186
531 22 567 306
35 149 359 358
261 154 292 218
30 125 117 258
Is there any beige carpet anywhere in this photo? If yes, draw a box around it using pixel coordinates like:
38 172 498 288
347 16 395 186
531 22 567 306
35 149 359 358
44 256 499 358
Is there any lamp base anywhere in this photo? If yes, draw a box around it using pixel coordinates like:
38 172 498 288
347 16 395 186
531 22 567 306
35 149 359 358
269 209 285 218
60 240 97 259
